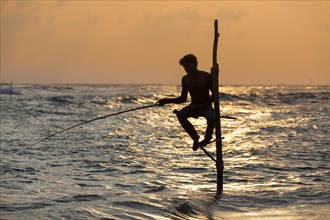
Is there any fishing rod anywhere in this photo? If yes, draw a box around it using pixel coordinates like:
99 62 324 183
19 103 157 154
20 103 235 154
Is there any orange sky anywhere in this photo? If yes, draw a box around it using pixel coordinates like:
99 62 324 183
1 1 329 84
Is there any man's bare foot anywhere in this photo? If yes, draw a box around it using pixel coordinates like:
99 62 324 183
192 136 200 151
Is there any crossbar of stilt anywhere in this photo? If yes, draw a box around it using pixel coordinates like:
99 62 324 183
199 145 217 163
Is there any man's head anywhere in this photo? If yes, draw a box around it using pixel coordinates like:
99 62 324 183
179 54 198 66
179 54 198 75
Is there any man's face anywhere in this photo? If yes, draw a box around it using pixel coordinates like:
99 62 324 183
182 63 197 75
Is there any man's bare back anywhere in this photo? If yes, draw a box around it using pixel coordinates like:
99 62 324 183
182 70 212 104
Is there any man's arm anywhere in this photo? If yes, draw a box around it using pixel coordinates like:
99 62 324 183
156 78 188 106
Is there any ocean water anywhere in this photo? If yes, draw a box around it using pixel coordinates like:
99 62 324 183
0 84 329 220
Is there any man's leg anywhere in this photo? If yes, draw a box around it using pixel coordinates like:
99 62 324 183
176 106 200 150
176 105 199 140
200 106 215 146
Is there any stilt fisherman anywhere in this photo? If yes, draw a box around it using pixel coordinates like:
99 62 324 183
157 54 215 151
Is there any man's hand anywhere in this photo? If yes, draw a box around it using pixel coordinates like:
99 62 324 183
156 99 167 106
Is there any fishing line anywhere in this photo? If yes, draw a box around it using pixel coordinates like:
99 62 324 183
19 103 157 154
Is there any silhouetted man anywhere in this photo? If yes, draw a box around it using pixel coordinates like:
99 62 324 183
157 54 215 151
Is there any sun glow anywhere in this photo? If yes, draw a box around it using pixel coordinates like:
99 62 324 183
1 1 328 84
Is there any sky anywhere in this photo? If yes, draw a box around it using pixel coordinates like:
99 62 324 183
1 0 329 85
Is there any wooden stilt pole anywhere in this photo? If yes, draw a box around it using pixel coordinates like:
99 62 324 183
10 82 12 97
211 19 224 193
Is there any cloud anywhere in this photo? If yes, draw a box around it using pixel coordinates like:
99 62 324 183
127 8 211 41
54 0 66 9
1 1 43 25
216 7 247 23
141 8 209 26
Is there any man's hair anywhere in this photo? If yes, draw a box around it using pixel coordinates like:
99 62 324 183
179 54 198 66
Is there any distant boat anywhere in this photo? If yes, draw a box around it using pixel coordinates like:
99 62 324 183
0 82 22 95
0 88 22 95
